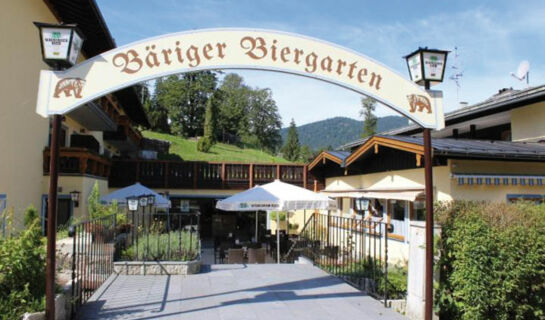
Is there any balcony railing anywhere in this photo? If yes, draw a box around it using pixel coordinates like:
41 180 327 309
109 160 324 191
43 147 111 178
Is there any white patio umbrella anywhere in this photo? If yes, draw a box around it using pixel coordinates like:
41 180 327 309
216 179 336 263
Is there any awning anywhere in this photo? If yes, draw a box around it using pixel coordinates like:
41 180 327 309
320 189 425 202
452 174 545 186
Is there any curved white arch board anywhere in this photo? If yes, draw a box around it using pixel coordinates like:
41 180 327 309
36 28 444 129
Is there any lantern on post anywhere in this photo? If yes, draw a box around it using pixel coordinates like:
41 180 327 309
127 196 139 212
404 47 449 89
404 47 448 320
69 190 80 208
34 22 85 69
34 22 85 320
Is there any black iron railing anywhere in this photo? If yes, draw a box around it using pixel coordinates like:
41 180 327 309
70 214 117 318
283 213 390 305
69 211 200 318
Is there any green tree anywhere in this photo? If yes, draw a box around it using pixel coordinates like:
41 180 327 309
217 73 251 143
281 119 300 161
144 80 169 133
242 88 282 152
299 144 314 163
155 71 218 137
87 181 121 220
197 92 220 152
359 97 377 138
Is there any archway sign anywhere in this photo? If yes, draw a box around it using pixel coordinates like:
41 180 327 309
36 28 444 129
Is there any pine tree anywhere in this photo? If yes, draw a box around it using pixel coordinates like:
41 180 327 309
197 93 219 152
359 97 377 138
282 119 301 161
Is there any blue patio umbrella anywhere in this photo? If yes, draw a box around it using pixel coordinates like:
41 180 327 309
100 182 170 208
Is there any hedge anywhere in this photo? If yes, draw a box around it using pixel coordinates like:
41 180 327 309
435 201 545 320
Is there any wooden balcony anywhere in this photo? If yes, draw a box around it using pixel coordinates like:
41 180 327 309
109 160 324 191
43 147 111 178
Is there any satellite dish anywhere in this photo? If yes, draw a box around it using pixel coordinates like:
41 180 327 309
510 60 530 84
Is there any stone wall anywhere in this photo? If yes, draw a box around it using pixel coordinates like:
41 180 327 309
113 260 201 275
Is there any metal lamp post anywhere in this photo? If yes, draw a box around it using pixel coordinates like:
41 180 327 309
404 47 448 320
34 22 84 320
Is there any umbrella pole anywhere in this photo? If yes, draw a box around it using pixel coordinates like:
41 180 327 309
276 211 280 264
255 211 258 243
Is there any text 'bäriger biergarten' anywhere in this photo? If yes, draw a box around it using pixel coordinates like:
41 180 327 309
112 35 382 90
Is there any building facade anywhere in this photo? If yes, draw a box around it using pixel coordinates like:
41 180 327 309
309 86 545 261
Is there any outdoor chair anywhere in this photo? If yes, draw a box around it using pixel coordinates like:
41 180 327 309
227 248 244 264
248 248 266 264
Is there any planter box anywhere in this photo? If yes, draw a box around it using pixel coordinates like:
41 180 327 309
114 260 201 275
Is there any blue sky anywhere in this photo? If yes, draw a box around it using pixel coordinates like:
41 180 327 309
97 0 545 127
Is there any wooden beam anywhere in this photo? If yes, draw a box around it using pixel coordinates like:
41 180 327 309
249 164 254 188
303 165 308 189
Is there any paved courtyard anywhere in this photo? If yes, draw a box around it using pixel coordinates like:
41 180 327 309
78 264 404 320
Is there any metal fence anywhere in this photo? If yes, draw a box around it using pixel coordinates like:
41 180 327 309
69 211 200 318
284 213 390 305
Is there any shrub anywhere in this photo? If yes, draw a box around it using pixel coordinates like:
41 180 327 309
87 181 123 221
0 207 46 319
121 229 199 261
435 201 545 320
270 211 287 221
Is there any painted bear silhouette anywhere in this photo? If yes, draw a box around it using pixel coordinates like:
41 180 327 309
407 94 432 114
53 78 85 98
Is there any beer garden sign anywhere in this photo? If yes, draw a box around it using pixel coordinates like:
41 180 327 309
36 28 444 129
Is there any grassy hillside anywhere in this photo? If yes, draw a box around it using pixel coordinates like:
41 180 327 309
143 131 292 163
280 116 409 150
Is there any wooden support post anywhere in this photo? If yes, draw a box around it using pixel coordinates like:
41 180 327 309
46 114 62 320
423 128 434 320
221 163 226 189
303 165 308 189
193 162 198 189
276 164 281 180
249 164 254 188
164 162 169 188
314 179 318 192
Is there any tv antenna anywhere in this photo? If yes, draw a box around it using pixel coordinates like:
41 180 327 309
449 46 464 102
510 60 530 86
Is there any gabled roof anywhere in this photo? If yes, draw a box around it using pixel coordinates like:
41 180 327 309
339 84 545 150
313 135 545 170
308 150 351 170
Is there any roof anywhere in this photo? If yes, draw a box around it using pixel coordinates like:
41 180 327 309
326 151 351 162
319 135 545 169
308 150 351 170
339 85 545 150
45 0 150 127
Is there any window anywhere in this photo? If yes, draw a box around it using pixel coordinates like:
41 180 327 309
507 194 545 204
413 200 426 221
354 198 369 217
336 197 343 212
389 200 406 221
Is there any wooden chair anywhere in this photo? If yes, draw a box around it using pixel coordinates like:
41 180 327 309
227 248 244 264
248 248 266 264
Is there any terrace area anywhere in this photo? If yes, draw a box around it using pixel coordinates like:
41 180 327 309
77 264 403 320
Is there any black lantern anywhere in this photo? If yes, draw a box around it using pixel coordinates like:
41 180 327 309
34 22 85 69
138 195 148 207
127 196 139 212
147 194 155 206
404 47 449 88
69 190 80 207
